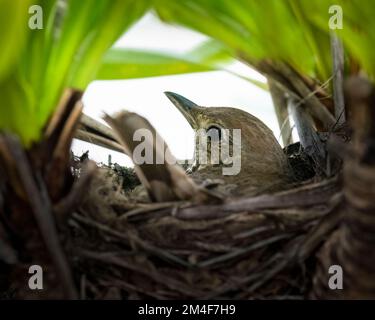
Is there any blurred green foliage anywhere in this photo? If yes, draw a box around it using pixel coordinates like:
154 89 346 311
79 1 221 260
0 0 150 146
154 0 333 82
0 0 374 146
299 0 375 78
154 0 375 79
96 41 230 80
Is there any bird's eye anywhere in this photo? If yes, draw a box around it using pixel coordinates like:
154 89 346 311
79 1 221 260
206 126 221 142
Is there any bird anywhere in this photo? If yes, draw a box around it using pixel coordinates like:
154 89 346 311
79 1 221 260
164 92 291 196
105 92 292 202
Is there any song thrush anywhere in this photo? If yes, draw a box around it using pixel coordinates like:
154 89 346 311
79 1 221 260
165 92 291 196
105 92 291 202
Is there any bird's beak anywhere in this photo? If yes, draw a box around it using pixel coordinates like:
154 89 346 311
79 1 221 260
164 92 199 129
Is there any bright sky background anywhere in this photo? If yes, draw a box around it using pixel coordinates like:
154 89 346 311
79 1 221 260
72 13 284 167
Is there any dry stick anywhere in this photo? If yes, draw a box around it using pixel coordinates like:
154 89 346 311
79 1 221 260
202 250 291 299
44 90 84 173
330 33 346 125
297 195 344 262
46 100 84 201
234 225 275 240
75 129 124 153
247 256 291 293
278 64 335 130
236 239 302 296
74 113 127 154
257 61 335 129
197 233 294 268
80 114 117 142
175 177 339 220
45 89 83 139
72 213 193 268
2 135 77 299
78 249 204 297
268 78 292 146
288 97 327 176
119 201 184 220
54 160 97 221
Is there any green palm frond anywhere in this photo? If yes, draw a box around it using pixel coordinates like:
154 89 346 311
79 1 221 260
154 0 375 82
154 0 333 83
2 0 375 147
299 0 375 78
96 40 267 90
0 0 150 146
96 40 230 80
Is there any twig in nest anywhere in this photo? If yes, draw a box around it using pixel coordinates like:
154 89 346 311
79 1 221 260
75 129 124 153
289 97 328 176
119 201 184 221
297 193 344 261
77 249 205 297
257 61 335 129
54 160 97 222
330 32 346 125
72 213 193 268
197 233 294 268
175 177 339 220
76 113 126 153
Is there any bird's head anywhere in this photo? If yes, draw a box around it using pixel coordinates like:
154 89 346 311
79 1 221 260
165 92 289 183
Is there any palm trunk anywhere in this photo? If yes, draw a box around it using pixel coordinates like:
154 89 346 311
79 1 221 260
0 89 96 299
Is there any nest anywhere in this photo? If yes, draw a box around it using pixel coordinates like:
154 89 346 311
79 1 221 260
66 150 340 300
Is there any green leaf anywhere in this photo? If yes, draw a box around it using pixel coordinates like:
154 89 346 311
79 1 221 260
96 40 232 79
0 0 32 82
39 0 150 129
299 0 375 78
4 0 375 147
154 0 332 81
96 48 216 79
0 0 150 146
96 40 267 91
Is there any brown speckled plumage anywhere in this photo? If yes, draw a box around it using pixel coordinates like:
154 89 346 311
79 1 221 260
165 92 291 196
